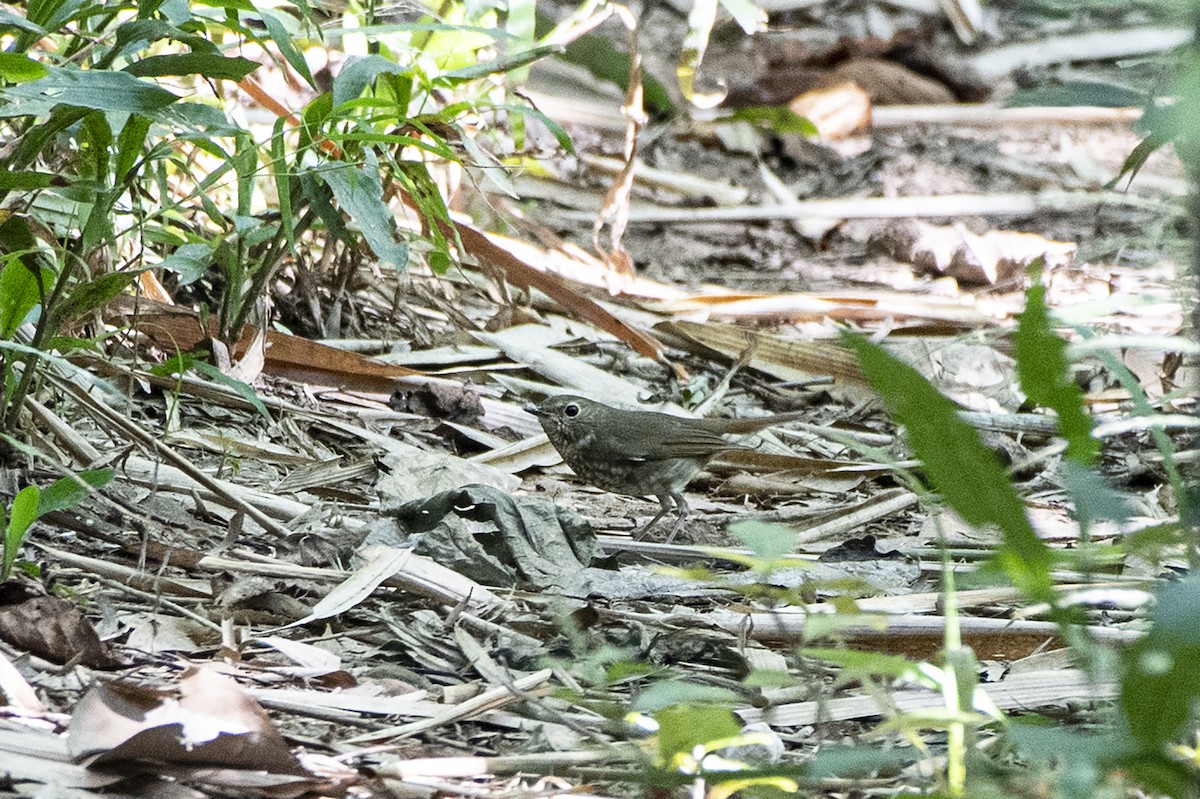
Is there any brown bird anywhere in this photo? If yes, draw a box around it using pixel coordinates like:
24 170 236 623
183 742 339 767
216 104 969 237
533 394 805 542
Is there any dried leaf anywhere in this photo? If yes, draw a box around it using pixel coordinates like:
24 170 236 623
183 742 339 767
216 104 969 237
69 667 307 774
658 320 867 387
789 81 872 139
451 222 666 361
828 58 955 105
0 587 118 668
871 220 1076 286
108 296 421 390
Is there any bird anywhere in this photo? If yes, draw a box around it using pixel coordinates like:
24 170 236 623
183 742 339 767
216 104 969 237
532 394 805 542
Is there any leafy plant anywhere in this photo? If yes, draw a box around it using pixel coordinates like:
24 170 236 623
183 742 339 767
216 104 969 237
0 0 572 445
836 268 1199 796
1 485 38 583
843 330 1060 607
1 469 112 583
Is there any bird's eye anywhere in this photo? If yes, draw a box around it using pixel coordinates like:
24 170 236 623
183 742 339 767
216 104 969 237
564 403 580 417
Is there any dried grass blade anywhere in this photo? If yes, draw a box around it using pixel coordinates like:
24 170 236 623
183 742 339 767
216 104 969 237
452 222 665 361
660 320 866 385
339 668 553 745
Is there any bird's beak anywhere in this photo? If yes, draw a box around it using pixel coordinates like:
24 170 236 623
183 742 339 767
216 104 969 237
526 403 547 418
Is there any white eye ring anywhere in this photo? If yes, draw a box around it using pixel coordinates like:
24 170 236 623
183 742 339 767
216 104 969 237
564 403 580 417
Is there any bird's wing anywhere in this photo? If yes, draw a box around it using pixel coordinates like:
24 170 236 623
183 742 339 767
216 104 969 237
580 411 734 461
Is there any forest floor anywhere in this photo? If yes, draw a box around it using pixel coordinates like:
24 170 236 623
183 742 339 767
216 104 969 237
0 2 1193 798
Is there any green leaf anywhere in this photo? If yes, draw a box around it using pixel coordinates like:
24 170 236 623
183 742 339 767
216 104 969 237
194 0 257 12
1120 575 1200 751
3 485 40 581
717 105 818 136
394 160 452 271
1014 273 1098 466
0 8 46 35
15 560 40 579
38 469 114 516
84 109 114 181
1125 756 1200 799
546 18 675 116
124 53 259 81
0 256 51 338
842 333 1054 602
498 102 575 154
0 52 48 83
806 745 913 780
727 520 798 562
1108 131 1170 190
0 171 63 190
332 54 407 109
115 114 151 182
231 132 256 216
505 0 536 85
156 354 271 422
114 18 219 54
316 152 409 270
0 215 38 253
742 670 795 688
655 703 742 763
0 67 179 117
188 364 269 422
1059 460 1130 537
437 43 561 83
566 37 672 114
45 335 104 354
300 170 352 246
633 680 740 713
78 111 115 253
53 269 146 327
270 116 295 255
1007 723 1120 799
0 340 84 375
302 90 333 134
24 0 86 33
150 100 242 136
1157 59 1200 167
258 8 315 88
1006 81 1145 109
801 647 925 682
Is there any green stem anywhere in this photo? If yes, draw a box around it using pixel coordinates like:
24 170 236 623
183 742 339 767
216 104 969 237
2 251 81 431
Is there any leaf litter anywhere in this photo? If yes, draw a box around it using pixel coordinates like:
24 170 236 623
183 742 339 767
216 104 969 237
0 6 1193 799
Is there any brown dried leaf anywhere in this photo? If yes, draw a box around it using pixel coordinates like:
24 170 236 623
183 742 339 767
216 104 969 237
654 288 991 326
789 81 872 140
69 667 307 775
828 57 956 105
0 586 118 668
452 222 666 362
107 296 421 391
871 220 1076 285
658 320 867 387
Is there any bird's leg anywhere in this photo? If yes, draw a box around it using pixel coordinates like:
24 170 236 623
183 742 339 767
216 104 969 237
634 494 675 540
662 493 689 544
